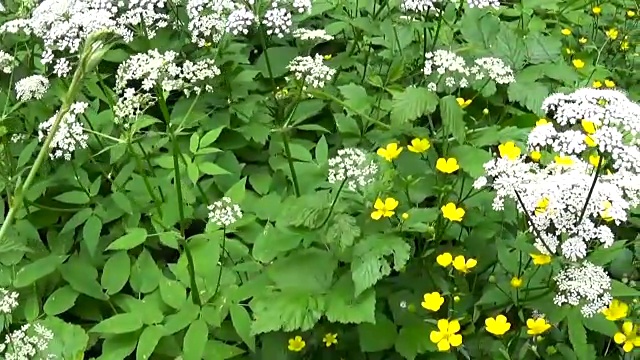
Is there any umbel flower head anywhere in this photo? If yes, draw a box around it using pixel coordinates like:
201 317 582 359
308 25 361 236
553 261 612 317
287 54 336 89
15 75 49 101
38 102 89 160
208 197 242 227
327 147 378 191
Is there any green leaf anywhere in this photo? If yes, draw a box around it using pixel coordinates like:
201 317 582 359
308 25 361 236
338 83 372 114
351 235 410 296
358 315 397 352
508 80 549 115
111 192 134 214
183 319 208 360
250 291 325 334
440 96 466 144
90 313 144 334
44 285 79 315
106 228 148 251
101 251 131 295
82 215 102 258
230 304 255 352
252 223 302 263
255 47 298 78
583 314 618 337
136 325 165 360
493 23 527 70
159 276 186 309
225 177 248 204
567 309 595 360
390 87 438 125
98 334 137 360
326 214 360 249
60 208 93 234
449 145 493 178
525 33 562 64
60 258 108 300
203 340 245 360
289 99 326 126
54 191 90 204
198 162 230 176
315 135 328 164
395 323 435 359
460 10 500 50
610 280 640 297
130 249 161 294
325 274 376 324
266 249 336 293
199 127 224 148
164 302 200 334
14 254 66 288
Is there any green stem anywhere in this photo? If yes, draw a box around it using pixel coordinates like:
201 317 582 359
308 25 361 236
319 179 347 227
0 42 92 244
281 131 301 197
212 227 226 300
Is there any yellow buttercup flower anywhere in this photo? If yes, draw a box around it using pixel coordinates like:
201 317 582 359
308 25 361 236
498 141 521 161
436 158 460 173
579 37 587 44
288 336 306 352
527 318 551 335
430 319 463 352
572 59 585 69
510 277 523 288
441 203 465 222
554 155 574 166
530 151 542 162
371 197 399 220
323 54 332 60
606 28 619 40
530 253 551 265
377 143 403 162
322 333 338 347
628 10 636 17
621 40 629 51
536 118 549 126
603 300 629 321
592 6 601 14
437 252 453 267
585 134 597 147
581 119 598 134
485 315 511 336
561 28 572 36
593 80 603 88
452 255 477 273
407 138 431 153
535 197 549 216
614 321 640 353
601 200 614 222
605 79 615 88
456 97 472 108
421 292 445 311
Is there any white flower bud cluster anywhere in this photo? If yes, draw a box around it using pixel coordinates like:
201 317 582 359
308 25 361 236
38 102 89 160
114 49 220 123
15 75 49 101
401 0 499 15
208 197 243 227
292 28 334 42
328 148 379 191
118 0 170 39
424 50 514 92
186 0 255 46
262 0 312 38
553 261 612 317
287 54 336 89
0 288 19 314
0 50 16 73
0 323 55 359
466 0 500 8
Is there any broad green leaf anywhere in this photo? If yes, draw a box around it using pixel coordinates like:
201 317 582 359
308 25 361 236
90 313 144 334
351 235 410 296
611 280 640 297
106 228 148 251
159 276 187 309
60 258 108 300
101 251 131 295
54 191 90 204
163 302 200 334
508 80 549 115
225 177 247 204
358 315 397 352
14 255 67 288
266 249 336 293
390 87 438 125
314 135 328 165
289 99 326 126
44 285 79 315
325 275 375 324
98 334 137 360
493 23 527 70
583 313 618 337
183 319 208 360
136 325 166 360
326 214 360 249
200 127 224 148
130 249 161 294
203 340 245 360
252 223 302 263
82 215 102 258
112 192 134 214
338 83 372 114
230 304 255 351
60 208 93 234
567 309 595 360
255 47 298 78
440 96 466 144
198 162 230 175
250 291 325 334
449 145 493 178
395 323 436 359
525 33 562 64
460 10 500 49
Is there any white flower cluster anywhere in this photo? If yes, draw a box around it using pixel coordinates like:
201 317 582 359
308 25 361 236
328 148 379 191
0 50 16 73
553 261 612 317
0 323 55 360
466 0 500 8
534 88 640 174
114 49 220 123
186 0 255 46
292 28 334 42
401 0 499 15
208 197 242 227
287 54 336 89
38 102 89 160
263 0 312 38
423 51 514 92
0 288 19 314
0 0 170 76
15 75 49 101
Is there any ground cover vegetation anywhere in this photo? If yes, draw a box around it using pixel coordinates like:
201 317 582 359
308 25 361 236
0 0 639 359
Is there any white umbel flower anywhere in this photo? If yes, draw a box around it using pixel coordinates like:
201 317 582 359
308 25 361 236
292 28 334 42
186 0 253 46
208 197 242 227
287 54 336 89
0 322 55 359
15 75 49 101
0 50 15 73
38 102 89 160
263 7 292 38
0 288 18 314
553 261 612 317
328 148 379 191
466 0 500 8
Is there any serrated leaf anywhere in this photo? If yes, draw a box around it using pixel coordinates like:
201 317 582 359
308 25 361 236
351 235 410 296
183 319 208 360
101 251 131 295
325 274 375 324
508 80 549 115
326 214 360 249
567 309 594 360
266 249 336 293
525 33 562 64
390 87 438 125
90 313 143 334
250 291 324 335
440 96 466 143
358 315 397 352
395 322 435 359
106 228 147 251
338 83 372 114
230 304 255 351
